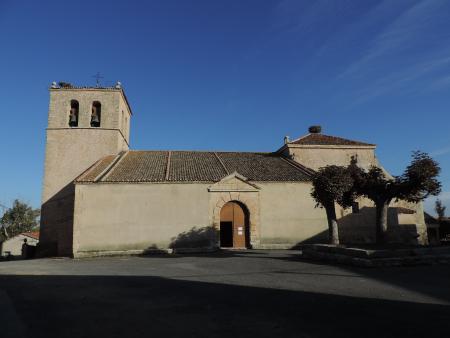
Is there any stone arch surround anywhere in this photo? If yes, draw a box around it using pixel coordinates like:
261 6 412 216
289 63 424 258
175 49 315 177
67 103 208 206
211 192 260 248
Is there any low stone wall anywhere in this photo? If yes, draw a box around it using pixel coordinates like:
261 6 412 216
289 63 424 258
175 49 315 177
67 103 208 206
302 244 450 267
73 246 218 258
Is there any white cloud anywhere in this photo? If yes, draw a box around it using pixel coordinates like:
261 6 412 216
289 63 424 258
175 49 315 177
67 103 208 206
332 0 450 107
338 0 446 79
427 75 450 91
431 146 450 157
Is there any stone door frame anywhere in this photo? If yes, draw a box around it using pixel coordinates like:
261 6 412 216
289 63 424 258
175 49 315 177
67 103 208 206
208 172 261 248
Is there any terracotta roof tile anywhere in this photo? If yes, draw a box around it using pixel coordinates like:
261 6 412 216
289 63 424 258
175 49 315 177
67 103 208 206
290 133 375 146
396 207 416 214
22 231 40 240
104 151 168 182
77 150 312 183
218 152 311 181
76 155 117 182
168 151 226 182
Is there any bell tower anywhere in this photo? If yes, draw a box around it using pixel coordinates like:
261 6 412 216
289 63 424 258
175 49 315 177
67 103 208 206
40 81 132 256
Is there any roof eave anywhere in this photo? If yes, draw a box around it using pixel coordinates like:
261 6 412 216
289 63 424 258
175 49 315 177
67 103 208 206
285 144 376 149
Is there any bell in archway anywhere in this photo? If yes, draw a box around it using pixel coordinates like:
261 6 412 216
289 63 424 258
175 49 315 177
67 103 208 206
91 111 100 127
91 114 99 124
69 109 78 126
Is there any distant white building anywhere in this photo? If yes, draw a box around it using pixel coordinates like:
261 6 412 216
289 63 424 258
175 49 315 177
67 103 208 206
0 231 39 257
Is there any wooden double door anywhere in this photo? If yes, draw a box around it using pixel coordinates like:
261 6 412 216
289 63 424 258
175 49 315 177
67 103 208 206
220 201 248 248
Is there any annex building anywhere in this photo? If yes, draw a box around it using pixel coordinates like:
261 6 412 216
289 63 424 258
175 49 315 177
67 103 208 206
39 83 427 257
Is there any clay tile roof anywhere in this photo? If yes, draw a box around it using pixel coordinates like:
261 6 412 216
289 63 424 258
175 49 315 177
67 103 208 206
290 133 375 146
397 207 416 214
77 150 313 183
105 151 168 182
22 231 40 240
217 152 311 181
168 151 226 182
76 155 117 183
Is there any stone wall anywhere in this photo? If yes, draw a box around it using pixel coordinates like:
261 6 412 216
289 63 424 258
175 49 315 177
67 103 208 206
73 180 331 256
282 145 377 171
1 235 39 257
40 88 131 256
73 183 212 256
257 182 328 248
337 197 428 245
72 178 427 257
47 88 131 136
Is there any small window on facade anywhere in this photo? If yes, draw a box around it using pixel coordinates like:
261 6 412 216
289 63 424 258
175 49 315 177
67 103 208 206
352 202 360 214
91 101 101 127
69 100 79 127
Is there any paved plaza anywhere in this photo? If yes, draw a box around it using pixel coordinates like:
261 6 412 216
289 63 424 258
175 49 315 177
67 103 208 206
1 250 450 337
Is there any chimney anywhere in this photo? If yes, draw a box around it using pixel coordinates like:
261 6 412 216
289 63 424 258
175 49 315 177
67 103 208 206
284 136 290 144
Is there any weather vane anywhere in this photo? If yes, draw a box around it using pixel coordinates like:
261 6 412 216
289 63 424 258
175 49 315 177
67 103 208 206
92 72 104 87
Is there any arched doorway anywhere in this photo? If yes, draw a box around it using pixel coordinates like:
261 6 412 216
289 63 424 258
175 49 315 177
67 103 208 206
220 201 249 248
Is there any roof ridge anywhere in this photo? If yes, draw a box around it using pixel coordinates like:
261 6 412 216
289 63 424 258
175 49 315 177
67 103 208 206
321 133 375 144
74 156 111 182
21 231 40 240
214 152 230 175
128 150 272 154
289 132 375 146
165 151 172 181
289 133 311 144
280 156 315 176
96 151 128 182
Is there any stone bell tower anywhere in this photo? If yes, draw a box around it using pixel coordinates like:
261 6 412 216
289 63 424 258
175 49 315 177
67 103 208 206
40 82 132 256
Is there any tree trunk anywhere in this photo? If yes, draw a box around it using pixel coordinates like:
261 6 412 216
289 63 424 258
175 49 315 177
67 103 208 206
1 226 9 239
325 203 339 245
375 199 391 245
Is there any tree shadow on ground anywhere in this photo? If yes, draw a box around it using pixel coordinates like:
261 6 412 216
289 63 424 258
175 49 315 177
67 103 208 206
1 274 449 338
169 226 217 249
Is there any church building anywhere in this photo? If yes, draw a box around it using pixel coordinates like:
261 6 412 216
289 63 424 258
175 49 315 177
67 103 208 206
39 83 427 257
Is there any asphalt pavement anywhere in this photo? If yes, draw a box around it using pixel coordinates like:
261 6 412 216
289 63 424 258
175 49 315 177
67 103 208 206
1 250 449 338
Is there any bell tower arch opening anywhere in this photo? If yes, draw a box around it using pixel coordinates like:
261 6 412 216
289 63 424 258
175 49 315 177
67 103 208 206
69 100 79 127
219 201 250 249
91 101 101 127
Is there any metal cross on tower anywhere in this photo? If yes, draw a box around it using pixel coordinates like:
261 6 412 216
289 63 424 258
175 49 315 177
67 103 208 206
92 72 104 87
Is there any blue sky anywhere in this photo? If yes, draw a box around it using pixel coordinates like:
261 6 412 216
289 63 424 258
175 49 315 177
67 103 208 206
0 0 449 215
